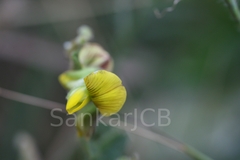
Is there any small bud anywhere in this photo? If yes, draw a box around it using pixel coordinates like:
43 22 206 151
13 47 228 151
79 43 114 71
63 25 94 53
75 25 93 44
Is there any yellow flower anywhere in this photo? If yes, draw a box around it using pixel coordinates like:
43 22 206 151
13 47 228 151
66 70 127 116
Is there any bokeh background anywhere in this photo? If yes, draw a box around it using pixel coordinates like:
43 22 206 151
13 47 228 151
1 0 240 159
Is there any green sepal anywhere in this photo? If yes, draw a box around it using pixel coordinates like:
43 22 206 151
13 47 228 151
71 51 82 70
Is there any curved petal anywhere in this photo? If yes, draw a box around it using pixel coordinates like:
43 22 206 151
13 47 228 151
84 70 127 116
66 87 90 114
84 70 122 96
59 68 97 90
92 86 126 116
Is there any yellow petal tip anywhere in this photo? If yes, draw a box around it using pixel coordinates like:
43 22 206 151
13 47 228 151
66 87 90 114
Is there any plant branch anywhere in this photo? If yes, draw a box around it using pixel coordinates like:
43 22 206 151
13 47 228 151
0 87 65 112
0 87 213 160
103 119 212 160
154 0 181 19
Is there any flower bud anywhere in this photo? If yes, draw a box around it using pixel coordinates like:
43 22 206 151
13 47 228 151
63 25 93 53
58 67 97 90
75 25 93 44
79 43 114 71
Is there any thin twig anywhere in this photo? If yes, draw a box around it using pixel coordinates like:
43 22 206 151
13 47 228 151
0 87 213 160
103 119 212 160
154 0 181 19
0 87 65 112
104 118 184 152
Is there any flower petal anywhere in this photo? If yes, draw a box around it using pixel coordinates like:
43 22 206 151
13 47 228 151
92 86 126 116
66 87 90 114
59 68 97 90
84 70 122 96
84 70 127 116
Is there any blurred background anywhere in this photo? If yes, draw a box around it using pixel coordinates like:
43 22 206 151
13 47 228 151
1 0 240 159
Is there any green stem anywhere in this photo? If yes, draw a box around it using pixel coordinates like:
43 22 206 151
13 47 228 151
109 119 214 160
71 51 82 70
81 138 93 159
184 145 213 160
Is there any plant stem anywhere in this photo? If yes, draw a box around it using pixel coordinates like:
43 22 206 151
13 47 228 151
104 119 213 160
0 87 65 111
81 138 94 159
184 145 213 160
0 87 213 160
